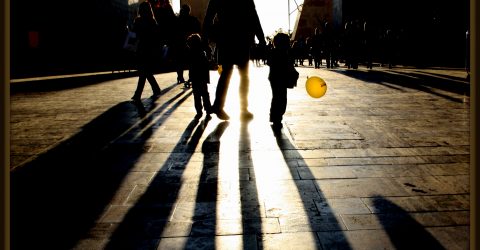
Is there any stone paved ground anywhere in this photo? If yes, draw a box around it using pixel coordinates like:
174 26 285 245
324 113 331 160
10 64 470 249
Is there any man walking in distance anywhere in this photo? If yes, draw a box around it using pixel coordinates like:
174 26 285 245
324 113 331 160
203 0 266 120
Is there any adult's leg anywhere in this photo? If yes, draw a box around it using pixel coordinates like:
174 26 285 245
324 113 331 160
237 60 250 112
133 70 147 100
146 74 161 94
175 45 186 83
212 64 234 111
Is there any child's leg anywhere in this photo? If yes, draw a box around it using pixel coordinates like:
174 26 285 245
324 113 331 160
192 85 203 114
270 82 287 122
200 83 212 113
278 86 287 119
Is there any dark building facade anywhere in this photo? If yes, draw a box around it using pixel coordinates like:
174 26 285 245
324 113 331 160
11 0 132 78
293 0 469 67
11 0 470 78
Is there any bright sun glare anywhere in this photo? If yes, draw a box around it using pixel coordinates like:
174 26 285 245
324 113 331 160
254 0 304 36
171 0 304 37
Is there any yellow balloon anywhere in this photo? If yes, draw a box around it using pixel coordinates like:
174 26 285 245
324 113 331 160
217 65 223 74
306 76 327 98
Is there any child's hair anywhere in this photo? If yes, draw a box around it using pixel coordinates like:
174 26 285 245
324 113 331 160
273 32 290 50
187 33 202 49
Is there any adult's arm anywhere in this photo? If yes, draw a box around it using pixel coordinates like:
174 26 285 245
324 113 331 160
251 8 266 46
202 0 219 41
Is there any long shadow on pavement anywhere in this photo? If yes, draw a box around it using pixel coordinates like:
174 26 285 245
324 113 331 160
239 120 264 249
104 115 211 249
334 69 469 103
180 121 229 249
371 195 446 249
10 72 139 93
273 128 351 250
11 87 191 250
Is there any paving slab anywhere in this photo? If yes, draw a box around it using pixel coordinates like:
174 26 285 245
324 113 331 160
10 65 470 249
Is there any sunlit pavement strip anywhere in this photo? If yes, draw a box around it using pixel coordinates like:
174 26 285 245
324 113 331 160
10 64 470 249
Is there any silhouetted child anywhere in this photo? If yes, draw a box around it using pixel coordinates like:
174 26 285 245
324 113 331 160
187 33 212 119
268 32 296 129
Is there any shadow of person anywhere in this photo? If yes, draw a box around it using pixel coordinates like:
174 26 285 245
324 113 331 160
239 119 264 249
11 101 153 249
181 121 230 248
371 195 446 249
11 89 192 250
104 116 211 250
271 126 350 250
334 69 469 103
132 98 148 117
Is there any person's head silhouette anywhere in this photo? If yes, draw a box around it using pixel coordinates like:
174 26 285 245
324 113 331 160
273 33 290 50
138 1 154 19
187 33 202 50
180 4 191 16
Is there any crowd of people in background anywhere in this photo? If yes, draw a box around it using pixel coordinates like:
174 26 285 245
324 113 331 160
250 19 405 70
126 0 470 125
126 0 469 76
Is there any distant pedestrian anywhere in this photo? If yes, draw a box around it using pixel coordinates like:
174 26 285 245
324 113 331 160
349 19 362 69
323 22 334 68
203 0 266 120
306 37 313 66
267 32 297 129
312 27 323 68
363 20 375 69
150 0 176 65
131 1 162 102
384 27 395 69
187 33 212 119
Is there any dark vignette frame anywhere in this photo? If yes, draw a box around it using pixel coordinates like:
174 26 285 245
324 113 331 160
1 0 11 249
470 0 479 249
0 1 479 250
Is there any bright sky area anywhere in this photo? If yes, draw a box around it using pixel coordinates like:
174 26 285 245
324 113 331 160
171 0 304 37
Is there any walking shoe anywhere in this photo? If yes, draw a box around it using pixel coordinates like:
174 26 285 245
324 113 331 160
241 110 254 120
215 109 230 120
151 91 162 99
271 121 283 129
131 96 141 103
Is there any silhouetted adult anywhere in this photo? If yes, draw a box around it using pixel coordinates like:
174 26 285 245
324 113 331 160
150 0 176 64
311 27 323 69
305 37 313 66
175 4 201 85
203 0 266 120
323 22 334 68
350 19 362 69
131 1 162 102
384 26 395 69
363 20 375 69
343 21 353 69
